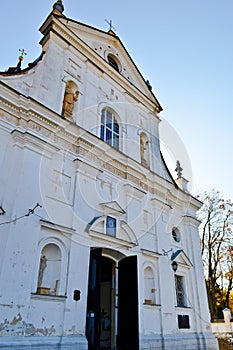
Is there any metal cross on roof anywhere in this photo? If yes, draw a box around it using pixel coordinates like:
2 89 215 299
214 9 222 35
19 49 27 62
105 19 116 32
19 49 27 59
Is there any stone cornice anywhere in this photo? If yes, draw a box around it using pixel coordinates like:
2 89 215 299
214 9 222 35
141 249 161 259
0 83 191 207
182 215 201 228
88 230 137 249
40 219 75 236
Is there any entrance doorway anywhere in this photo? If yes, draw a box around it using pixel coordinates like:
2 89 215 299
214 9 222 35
86 249 139 350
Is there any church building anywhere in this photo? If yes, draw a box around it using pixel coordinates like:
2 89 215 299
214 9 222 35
0 1 218 349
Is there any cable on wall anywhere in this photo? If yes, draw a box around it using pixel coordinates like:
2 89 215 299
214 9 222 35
0 203 42 226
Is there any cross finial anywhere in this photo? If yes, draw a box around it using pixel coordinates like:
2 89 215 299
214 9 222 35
18 49 27 61
175 160 183 179
17 48 27 71
105 19 116 34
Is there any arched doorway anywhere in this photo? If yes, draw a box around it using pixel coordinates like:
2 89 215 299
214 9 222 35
86 249 139 350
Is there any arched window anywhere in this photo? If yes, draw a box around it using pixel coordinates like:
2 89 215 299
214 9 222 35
37 243 61 295
140 132 149 167
100 108 119 150
144 266 156 304
107 54 120 72
62 80 79 119
175 275 186 307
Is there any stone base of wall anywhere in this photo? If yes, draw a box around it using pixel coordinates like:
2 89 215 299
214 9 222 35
0 333 219 350
0 335 88 349
140 332 219 350
212 321 233 340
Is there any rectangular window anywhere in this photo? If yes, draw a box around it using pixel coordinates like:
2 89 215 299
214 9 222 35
100 109 119 150
106 216 116 237
175 275 186 307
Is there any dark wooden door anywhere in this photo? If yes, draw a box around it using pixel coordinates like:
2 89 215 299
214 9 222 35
118 256 139 350
86 248 102 350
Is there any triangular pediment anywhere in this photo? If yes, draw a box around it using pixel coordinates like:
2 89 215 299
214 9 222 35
99 201 125 215
171 250 192 268
58 17 161 107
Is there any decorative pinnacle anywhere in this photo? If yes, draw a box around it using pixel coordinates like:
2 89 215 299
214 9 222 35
53 0 64 14
175 160 183 179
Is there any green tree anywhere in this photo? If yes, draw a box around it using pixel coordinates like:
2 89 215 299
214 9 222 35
196 190 233 320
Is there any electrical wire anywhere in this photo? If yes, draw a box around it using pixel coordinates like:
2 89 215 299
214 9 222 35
0 203 42 226
1 205 211 326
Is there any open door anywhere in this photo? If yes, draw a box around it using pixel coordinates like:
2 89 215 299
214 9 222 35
118 256 139 350
86 249 116 350
86 248 102 350
86 251 139 350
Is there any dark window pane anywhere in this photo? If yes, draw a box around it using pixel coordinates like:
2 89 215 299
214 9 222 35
113 122 119 133
101 110 105 124
106 111 112 129
108 55 119 72
100 125 105 140
106 129 112 145
175 275 185 307
172 228 181 242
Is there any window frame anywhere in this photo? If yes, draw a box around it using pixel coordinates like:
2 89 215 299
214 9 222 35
106 216 117 237
172 227 181 243
100 108 120 150
107 54 121 72
177 314 190 329
175 275 186 307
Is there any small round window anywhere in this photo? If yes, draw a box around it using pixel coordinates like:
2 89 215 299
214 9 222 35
107 54 120 72
172 227 181 243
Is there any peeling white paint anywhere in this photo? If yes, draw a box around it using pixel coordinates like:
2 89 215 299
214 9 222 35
0 313 56 337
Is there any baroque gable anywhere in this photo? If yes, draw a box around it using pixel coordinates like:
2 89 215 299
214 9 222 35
56 17 162 107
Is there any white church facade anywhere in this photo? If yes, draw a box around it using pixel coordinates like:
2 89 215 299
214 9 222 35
0 1 219 349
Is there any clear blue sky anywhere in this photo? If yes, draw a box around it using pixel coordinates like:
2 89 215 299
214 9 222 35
1 0 232 198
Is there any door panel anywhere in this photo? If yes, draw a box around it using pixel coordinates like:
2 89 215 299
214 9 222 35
86 248 102 350
118 256 139 350
100 257 114 349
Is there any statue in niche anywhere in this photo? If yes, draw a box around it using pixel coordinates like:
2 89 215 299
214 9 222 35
140 133 149 167
37 254 47 288
62 81 79 118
